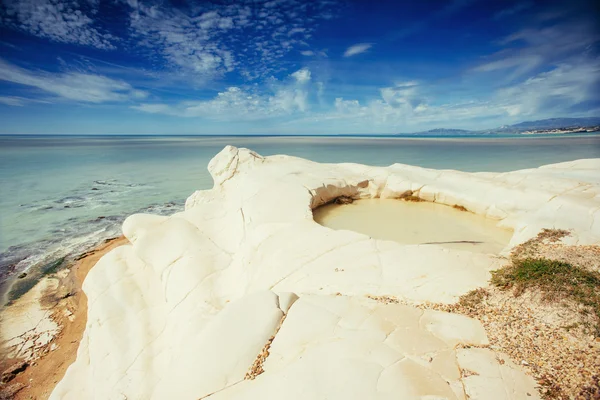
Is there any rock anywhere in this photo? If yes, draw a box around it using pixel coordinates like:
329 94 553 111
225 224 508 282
209 296 540 400
17 272 27 279
276 292 298 313
49 147 600 399
1 278 60 361
0 382 25 399
60 291 74 299
1 360 28 384
334 196 354 204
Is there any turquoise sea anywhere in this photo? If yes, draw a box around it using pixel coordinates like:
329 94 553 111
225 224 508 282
1 133 600 295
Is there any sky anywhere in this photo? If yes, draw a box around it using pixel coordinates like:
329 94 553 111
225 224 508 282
0 0 599 135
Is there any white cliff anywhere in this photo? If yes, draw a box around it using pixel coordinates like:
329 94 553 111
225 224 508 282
50 146 600 399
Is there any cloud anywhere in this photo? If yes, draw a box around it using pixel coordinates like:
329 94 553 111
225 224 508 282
307 95 496 130
126 0 338 81
324 83 432 126
133 86 307 119
0 59 148 103
1 0 116 49
343 43 372 57
493 1 533 20
0 95 51 106
474 18 600 81
291 68 311 84
495 61 600 117
132 48 599 129
0 96 26 106
134 68 313 119
0 0 338 81
302 59 600 129
300 50 315 56
380 81 423 109
387 0 476 41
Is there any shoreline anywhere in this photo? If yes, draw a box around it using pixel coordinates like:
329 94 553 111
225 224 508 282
0 236 128 399
1 148 599 398
1 132 599 144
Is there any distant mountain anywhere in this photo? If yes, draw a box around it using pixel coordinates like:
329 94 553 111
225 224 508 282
395 117 600 135
396 128 478 136
502 117 600 131
421 128 474 134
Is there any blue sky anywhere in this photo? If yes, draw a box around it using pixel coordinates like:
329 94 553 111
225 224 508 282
0 0 598 134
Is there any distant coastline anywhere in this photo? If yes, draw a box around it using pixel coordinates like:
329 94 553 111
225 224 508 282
521 126 600 135
0 131 599 139
1 116 600 138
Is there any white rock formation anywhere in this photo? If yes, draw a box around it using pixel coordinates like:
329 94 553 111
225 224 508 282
51 147 600 399
0 277 60 361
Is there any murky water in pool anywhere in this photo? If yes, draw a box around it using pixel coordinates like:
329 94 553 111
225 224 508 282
313 199 514 254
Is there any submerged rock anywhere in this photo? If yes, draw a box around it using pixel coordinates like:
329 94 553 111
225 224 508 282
50 146 600 399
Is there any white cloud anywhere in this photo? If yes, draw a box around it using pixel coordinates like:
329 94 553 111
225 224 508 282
343 43 372 57
0 59 148 103
310 92 500 130
133 86 306 119
308 57 599 130
474 19 599 81
126 0 338 81
494 61 600 117
493 1 533 20
0 0 338 81
300 50 315 56
128 6 236 79
1 0 116 49
132 54 599 130
288 27 306 36
291 68 311 84
0 96 26 106
468 16 600 120
380 82 423 109
134 68 313 119
132 103 172 114
334 98 361 113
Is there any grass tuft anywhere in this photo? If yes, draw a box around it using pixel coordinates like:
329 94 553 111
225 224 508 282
491 257 600 335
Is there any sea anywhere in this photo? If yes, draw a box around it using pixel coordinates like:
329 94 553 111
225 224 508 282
1 133 600 298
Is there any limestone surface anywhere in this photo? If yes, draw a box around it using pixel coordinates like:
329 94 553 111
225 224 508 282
50 147 600 399
0 277 60 361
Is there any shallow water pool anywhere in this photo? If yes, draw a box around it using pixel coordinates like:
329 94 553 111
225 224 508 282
313 199 513 254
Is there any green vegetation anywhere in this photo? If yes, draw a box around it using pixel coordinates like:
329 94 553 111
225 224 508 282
491 257 600 334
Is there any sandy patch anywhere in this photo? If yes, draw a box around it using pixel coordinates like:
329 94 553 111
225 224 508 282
0 237 128 400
